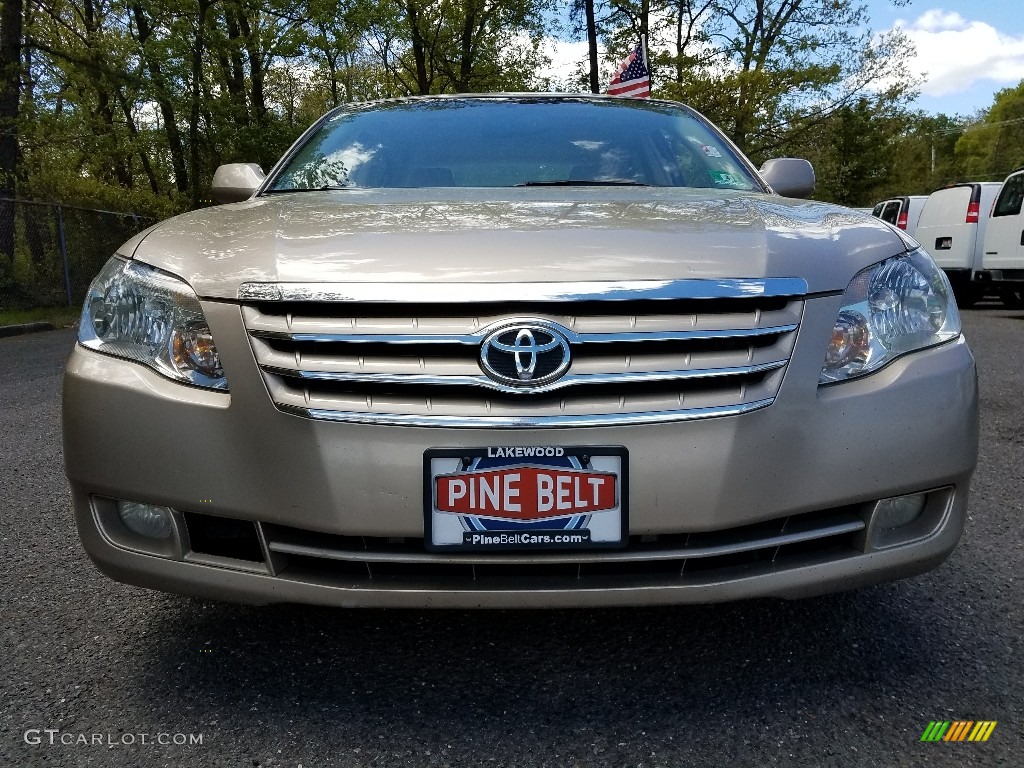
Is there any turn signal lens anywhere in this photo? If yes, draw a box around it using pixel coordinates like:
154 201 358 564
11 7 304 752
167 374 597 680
172 325 224 379
824 312 870 371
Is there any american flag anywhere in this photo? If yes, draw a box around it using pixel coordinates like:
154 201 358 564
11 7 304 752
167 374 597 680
607 44 650 98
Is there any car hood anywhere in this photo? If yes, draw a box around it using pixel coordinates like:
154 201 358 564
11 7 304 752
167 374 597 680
123 188 910 299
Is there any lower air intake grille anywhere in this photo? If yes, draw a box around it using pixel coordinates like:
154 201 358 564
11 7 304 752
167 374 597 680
259 504 867 588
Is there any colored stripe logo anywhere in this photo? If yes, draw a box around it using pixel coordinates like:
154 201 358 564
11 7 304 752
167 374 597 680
921 721 997 742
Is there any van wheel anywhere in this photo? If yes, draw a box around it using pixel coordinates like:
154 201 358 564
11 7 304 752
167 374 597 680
1003 290 1024 309
953 284 979 308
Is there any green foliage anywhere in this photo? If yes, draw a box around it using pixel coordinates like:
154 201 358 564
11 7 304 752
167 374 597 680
886 113 966 195
789 97 910 207
364 0 553 95
8 0 1012 218
646 1 920 161
0 198 154 311
955 81 1024 182
0 305 81 329
17 0 554 215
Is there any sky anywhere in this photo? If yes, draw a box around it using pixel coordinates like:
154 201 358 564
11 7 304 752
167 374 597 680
866 0 1024 115
541 1 1024 117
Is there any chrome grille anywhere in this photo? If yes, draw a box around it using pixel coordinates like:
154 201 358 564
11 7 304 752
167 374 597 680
240 279 806 427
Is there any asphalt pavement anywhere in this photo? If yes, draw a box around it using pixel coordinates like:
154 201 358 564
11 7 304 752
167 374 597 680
1 309 1021 767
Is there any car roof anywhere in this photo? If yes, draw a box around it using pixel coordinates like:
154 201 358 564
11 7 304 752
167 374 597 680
335 93 689 111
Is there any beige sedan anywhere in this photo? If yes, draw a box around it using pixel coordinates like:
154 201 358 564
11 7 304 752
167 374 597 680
63 95 978 607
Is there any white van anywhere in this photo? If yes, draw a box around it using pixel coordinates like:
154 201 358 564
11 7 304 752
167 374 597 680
915 182 1003 305
871 195 928 236
977 168 1024 306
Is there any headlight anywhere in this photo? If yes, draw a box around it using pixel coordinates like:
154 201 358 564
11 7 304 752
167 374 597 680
820 248 961 384
78 257 229 391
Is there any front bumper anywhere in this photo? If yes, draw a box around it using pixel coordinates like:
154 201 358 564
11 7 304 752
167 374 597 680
63 297 980 607
974 269 1024 287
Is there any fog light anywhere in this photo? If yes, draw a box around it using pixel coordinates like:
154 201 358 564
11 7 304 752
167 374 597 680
874 494 927 530
117 501 173 539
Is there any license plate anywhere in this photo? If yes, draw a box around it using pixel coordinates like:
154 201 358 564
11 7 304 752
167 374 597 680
424 446 628 551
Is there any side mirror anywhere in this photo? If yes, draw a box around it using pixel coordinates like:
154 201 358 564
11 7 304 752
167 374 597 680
759 158 815 199
211 163 266 204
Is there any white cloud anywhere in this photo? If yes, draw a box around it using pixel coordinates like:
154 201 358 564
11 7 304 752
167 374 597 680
893 9 1024 97
912 9 967 34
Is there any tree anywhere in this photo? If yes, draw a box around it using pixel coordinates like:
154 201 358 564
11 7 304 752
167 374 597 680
23 0 326 212
0 0 24 273
788 97 909 207
0 0 936 220
655 0 919 163
886 113 965 195
664 0 718 85
572 0 599 93
365 0 551 95
130 0 189 193
955 80 1024 182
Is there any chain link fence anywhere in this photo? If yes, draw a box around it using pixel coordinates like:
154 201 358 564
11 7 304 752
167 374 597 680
0 198 155 312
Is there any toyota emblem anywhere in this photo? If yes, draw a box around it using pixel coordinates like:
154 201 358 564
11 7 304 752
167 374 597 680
479 322 572 389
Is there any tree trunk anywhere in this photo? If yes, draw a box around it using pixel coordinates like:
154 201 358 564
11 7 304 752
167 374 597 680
116 89 160 194
190 0 212 208
0 0 24 270
96 90 134 188
224 4 249 121
584 0 599 93
457 1 477 92
675 2 684 83
317 23 341 107
131 3 189 194
406 2 430 94
236 9 267 120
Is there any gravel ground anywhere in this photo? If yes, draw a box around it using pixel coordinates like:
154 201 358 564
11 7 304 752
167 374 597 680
1 308 1021 768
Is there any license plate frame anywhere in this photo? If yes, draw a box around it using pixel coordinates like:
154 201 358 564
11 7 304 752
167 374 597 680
423 446 628 552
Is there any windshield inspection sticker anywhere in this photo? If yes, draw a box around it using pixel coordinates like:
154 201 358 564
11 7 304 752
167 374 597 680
709 170 747 187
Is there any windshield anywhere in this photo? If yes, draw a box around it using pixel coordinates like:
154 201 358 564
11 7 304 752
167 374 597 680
266 98 763 192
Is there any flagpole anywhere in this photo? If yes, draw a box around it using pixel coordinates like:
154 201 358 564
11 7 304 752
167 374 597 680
641 34 650 93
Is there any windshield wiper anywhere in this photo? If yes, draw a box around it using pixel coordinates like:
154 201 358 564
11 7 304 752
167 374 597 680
263 185 356 194
516 179 651 187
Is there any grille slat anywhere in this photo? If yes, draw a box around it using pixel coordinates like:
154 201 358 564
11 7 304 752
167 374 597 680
261 506 865 586
264 513 865 565
247 323 800 345
259 360 788 393
241 279 804 427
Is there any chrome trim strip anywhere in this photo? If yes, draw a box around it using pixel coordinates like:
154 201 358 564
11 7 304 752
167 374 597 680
572 325 798 344
253 330 477 345
266 517 864 565
278 398 775 428
250 323 799 346
238 277 808 303
261 360 787 394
